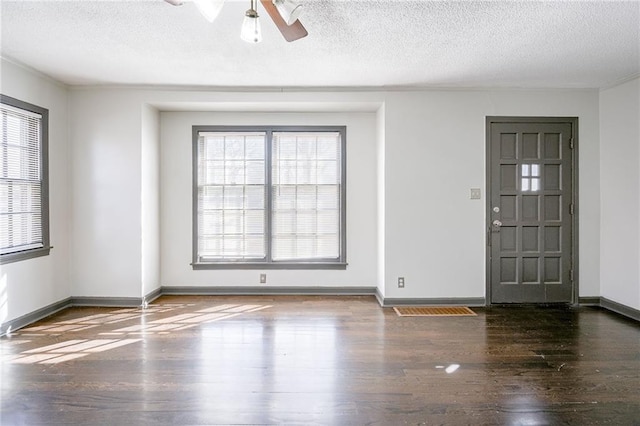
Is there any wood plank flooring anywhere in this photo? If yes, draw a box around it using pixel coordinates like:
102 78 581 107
1 296 639 425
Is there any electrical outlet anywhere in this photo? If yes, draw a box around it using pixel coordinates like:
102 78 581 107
260 273 267 284
470 188 481 199
398 277 405 288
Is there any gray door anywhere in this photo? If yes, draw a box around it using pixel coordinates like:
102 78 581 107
487 118 576 303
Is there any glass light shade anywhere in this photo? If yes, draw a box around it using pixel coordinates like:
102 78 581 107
273 0 302 25
241 11 262 43
193 0 225 22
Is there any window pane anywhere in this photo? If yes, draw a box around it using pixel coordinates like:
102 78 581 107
296 186 317 210
223 210 243 234
276 136 297 160
272 236 294 259
531 178 540 191
274 160 297 185
199 236 221 257
223 186 244 209
245 186 265 210
317 186 339 209
296 161 316 184
318 161 338 184
273 211 295 234
531 164 540 177
297 137 316 160
317 137 339 160
295 237 314 259
225 138 244 159
317 211 339 234
272 185 296 210
245 210 264 234
203 137 224 160
225 161 245 185
316 235 339 258
223 237 242 256
244 236 266 257
296 211 316 234
245 137 264 160
199 211 222 235
246 160 264 184
200 186 223 210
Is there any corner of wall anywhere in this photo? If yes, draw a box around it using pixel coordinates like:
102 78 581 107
598 76 640 311
376 103 386 298
141 103 162 298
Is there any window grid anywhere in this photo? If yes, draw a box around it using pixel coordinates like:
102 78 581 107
521 163 540 192
197 133 266 261
271 133 341 261
193 126 346 268
0 95 49 263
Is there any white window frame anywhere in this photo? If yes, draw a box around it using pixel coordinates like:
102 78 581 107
192 126 347 269
0 95 50 264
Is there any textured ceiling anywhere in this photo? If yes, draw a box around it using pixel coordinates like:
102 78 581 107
1 0 639 89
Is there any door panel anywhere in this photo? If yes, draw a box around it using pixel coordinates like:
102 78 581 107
488 120 574 304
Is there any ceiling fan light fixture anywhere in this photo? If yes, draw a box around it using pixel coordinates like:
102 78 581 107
241 4 262 43
273 0 302 25
193 0 225 22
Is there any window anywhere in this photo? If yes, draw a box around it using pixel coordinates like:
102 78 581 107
0 95 50 264
521 164 540 192
193 126 346 269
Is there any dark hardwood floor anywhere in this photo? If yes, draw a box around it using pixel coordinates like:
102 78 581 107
1 296 639 425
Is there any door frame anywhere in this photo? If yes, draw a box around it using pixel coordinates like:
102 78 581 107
485 116 579 305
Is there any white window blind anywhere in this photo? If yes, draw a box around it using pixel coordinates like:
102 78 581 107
197 132 266 261
0 102 44 256
272 132 341 261
194 127 345 267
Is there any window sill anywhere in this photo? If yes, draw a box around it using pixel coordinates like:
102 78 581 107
192 262 348 270
0 246 51 265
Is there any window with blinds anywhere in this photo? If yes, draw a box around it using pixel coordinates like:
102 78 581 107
193 126 346 268
197 131 266 261
0 95 50 264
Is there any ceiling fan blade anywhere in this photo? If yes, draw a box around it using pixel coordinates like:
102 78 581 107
259 0 308 42
193 0 225 22
164 0 184 5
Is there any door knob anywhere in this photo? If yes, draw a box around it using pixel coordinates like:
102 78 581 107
492 220 502 227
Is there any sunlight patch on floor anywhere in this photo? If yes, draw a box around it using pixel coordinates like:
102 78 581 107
10 338 141 365
7 303 272 364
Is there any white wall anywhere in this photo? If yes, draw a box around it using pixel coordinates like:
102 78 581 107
160 111 378 289
0 58 70 325
599 77 640 310
141 104 160 298
65 89 382 299
383 89 600 299
64 87 602 304
68 89 143 298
